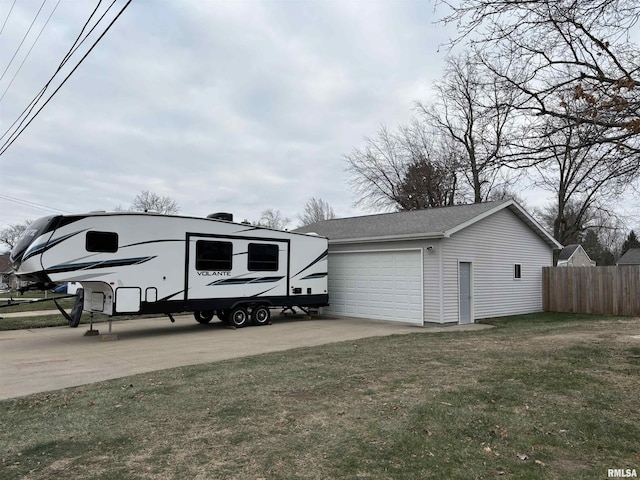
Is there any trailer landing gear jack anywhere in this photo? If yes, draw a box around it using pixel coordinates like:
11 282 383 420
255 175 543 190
101 316 118 341
84 312 99 336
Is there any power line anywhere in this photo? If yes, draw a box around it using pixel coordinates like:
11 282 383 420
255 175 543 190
0 0 62 103
0 0 132 156
60 0 106 69
0 0 118 142
0 194 70 214
0 0 18 35
0 0 48 83
0 0 112 141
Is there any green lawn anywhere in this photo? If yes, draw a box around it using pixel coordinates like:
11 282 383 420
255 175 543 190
0 291 65 300
1 313 639 479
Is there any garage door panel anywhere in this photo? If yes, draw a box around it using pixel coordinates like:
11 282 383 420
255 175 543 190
326 250 423 325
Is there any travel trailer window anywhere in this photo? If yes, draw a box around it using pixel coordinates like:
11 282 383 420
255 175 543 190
86 231 118 253
196 240 232 271
248 243 279 271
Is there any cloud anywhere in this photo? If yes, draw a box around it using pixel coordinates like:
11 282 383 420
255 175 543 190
0 0 454 229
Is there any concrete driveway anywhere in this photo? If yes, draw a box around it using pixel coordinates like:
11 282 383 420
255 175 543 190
0 313 490 400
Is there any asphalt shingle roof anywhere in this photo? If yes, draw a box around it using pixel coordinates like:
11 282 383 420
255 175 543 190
617 248 640 265
295 200 561 248
558 245 580 261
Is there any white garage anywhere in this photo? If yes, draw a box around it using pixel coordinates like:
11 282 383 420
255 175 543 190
296 200 562 325
325 250 423 324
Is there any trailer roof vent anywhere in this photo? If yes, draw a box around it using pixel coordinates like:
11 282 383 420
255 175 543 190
207 212 233 222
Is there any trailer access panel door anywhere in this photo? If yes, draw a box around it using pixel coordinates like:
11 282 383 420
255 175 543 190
186 234 289 301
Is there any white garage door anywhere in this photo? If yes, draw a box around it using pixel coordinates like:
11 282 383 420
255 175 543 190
326 250 423 325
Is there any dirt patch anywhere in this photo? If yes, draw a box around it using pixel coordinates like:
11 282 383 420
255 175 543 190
531 317 640 344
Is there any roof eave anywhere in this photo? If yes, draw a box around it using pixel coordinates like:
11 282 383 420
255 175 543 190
329 232 446 245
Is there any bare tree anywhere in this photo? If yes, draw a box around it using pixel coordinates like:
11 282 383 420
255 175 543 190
416 53 520 203
298 198 336 227
257 209 290 230
122 190 180 215
0 220 32 250
396 122 460 209
345 126 408 211
439 0 640 155
536 200 594 245
345 123 459 211
535 197 626 247
485 186 527 207
596 215 627 259
529 100 638 244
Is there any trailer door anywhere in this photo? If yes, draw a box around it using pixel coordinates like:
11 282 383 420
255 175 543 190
186 235 289 301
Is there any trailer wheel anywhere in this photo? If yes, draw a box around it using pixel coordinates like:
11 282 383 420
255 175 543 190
228 306 249 328
217 310 229 324
194 310 215 324
251 305 270 326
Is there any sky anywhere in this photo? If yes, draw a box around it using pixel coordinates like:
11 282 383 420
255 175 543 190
0 0 637 235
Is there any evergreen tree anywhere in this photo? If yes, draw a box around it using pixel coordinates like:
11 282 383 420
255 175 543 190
621 230 640 257
582 230 616 266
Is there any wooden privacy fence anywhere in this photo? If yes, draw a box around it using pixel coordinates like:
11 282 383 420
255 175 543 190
542 266 640 316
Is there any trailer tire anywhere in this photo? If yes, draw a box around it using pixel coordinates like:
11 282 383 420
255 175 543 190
194 310 215 324
217 310 229 324
228 306 249 328
251 305 270 326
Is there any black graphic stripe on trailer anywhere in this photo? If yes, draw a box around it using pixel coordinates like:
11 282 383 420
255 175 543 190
22 229 88 262
207 276 284 286
292 249 328 278
120 239 185 248
158 290 185 302
300 272 328 280
47 256 156 273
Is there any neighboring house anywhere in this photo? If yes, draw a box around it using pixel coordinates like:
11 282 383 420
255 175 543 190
295 200 562 325
557 244 596 267
0 253 15 290
617 248 640 266
0 253 30 290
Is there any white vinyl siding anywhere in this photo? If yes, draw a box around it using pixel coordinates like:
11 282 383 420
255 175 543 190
440 208 553 322
565 247 594 267
325 208 554 325
422 239 443 323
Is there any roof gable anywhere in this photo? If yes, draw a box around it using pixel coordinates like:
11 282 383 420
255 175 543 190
295 200 561 249
617 248 640 265
558 244 581 261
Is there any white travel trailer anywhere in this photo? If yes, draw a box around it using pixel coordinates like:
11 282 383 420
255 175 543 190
10 212 329 327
